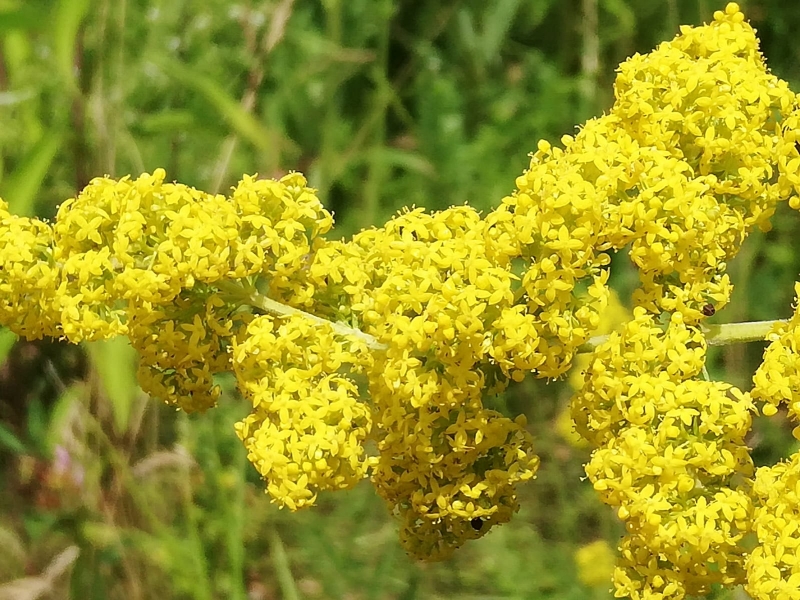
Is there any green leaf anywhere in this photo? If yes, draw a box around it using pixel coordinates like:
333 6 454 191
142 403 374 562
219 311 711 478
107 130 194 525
1 134 63 216
155 57 280 154
0 3 48 33
136 110 197 134
0 422 27 454
480 0 523 66
86 337 138 434
0 328 17 364
52 0 91 91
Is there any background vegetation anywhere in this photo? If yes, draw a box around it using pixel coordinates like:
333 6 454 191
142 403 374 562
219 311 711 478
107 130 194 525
1 1 800 598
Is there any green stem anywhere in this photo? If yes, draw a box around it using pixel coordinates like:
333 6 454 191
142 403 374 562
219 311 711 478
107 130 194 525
702 319 788 346
219 277 789 356
216 280 388 352
267 528 299 600
584 319 789 352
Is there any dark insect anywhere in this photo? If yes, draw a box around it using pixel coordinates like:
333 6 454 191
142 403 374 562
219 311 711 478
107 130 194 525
702 303 716 317
795 140 800 154
470 517 483 531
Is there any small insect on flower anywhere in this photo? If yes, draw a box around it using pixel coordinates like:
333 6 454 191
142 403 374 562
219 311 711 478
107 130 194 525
470 517 483 531
702 304 716 317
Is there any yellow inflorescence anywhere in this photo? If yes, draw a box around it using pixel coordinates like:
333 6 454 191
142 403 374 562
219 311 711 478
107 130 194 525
576 309 755 598
746 452 800 598
749 283 800 597
0 201 61 340
753 282 800 429
303 204 543 557
232 313 375 510
3 2 800 594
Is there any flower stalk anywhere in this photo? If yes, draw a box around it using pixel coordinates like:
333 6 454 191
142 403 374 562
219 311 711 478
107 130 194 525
583 319 791 354
215 279 388 352
3 3 800 591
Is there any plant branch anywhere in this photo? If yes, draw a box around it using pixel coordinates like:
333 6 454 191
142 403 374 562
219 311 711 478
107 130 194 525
583 319 789 353
702 319 789 346
216 280 388 352
220 276 790 357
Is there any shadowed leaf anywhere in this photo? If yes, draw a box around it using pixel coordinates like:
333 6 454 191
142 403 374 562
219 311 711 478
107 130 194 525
0 4 48 33
0 328 17 365
86 337 138 434
0 422 26 454
155 57 284 156
52 0 90 91
1 135 62 216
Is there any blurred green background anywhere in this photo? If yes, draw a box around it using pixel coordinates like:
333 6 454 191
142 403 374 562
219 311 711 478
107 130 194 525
2 1 800 598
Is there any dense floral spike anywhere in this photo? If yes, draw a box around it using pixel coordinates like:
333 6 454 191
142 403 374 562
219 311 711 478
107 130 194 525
485 126 614 378
0 201 60 340
305 204 544 555
753 282 800 431
753 295 800 600
562 5 800 596
746 450 800 599
130 286 251 412
36 168 331 412
577 309 755 598
572 308 707 447
232 314 375 509
3 1 800 587
373 402 539 560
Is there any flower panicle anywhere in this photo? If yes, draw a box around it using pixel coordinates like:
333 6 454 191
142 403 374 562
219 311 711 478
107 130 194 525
3 2 800 587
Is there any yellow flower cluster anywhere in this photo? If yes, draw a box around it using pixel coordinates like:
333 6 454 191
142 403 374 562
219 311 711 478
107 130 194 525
513 2 794 326
0 169 332 412
4 1 800 586
753 282 800 429
305 205 542 558
747 451 800 599
232 313 374 510
749 283 800 597
575 309 754 598
562 5 800 598
0 201 60 339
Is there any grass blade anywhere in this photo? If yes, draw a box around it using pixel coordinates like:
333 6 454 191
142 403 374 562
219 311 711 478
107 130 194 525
481 0 523 66
155 57 279 155
86 337 138 434
1 135 63 216
0 328 17 364
0 422 27 454
268 528 300 600
52 0 91 91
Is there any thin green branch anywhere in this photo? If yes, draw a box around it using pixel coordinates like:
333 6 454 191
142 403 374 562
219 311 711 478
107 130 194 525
583 319 789 353
221 276 790 358
216 280 388 352
702 319 789 346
